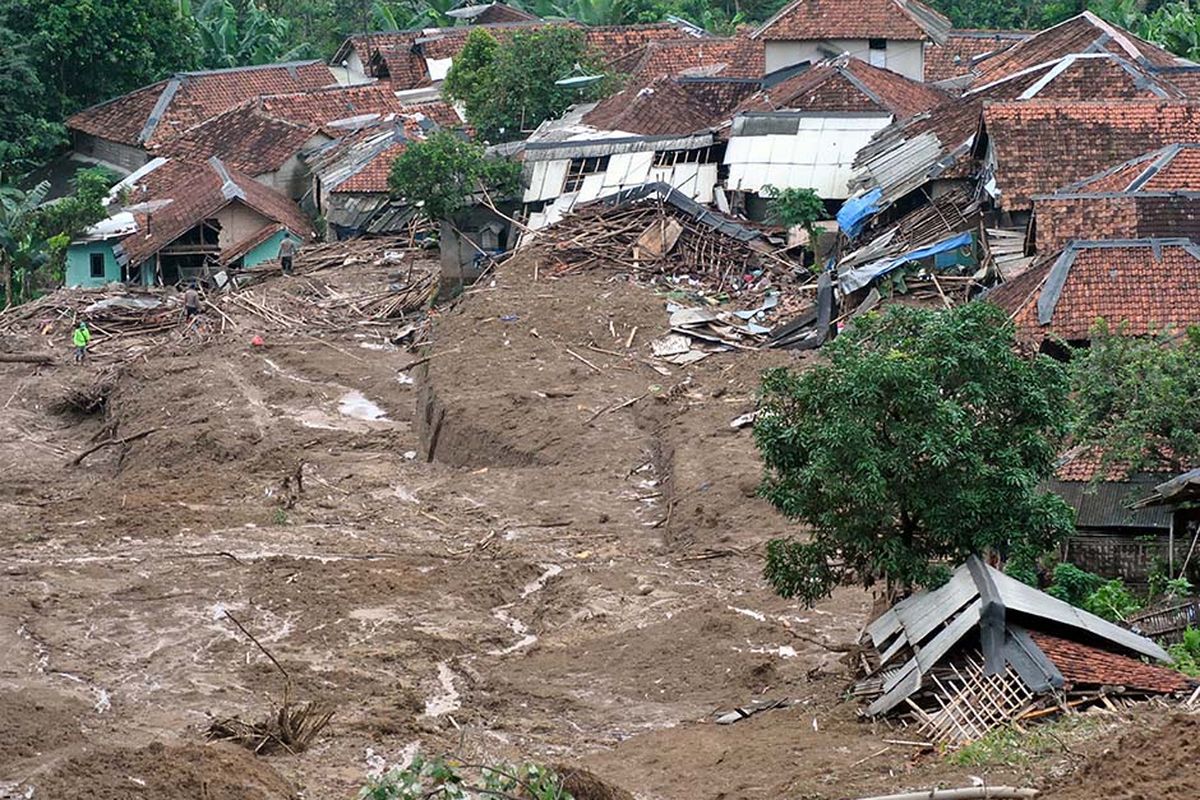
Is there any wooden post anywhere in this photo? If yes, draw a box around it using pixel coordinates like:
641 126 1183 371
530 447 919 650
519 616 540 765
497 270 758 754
1170 513 1176 575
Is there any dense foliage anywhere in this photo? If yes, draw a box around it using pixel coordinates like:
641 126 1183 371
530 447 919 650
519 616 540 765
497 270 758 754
388 131 522 222
763 185 825 255
443 27 613 142
1069 322 1200 478
0 167 112 307
359 756 572 800
756 303 1074 605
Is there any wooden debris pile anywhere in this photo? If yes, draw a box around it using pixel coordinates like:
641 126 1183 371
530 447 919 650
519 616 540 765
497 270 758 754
523 198 803 301
206 688 334 755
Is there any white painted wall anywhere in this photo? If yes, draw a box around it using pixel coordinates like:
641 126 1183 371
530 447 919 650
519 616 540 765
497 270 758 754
764 39 925 80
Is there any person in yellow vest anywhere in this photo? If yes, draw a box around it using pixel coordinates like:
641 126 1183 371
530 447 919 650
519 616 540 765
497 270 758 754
72 320 92 364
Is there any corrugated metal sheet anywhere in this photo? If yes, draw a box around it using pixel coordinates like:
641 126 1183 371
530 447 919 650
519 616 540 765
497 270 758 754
723 113 892 199
1047 477 1171 530
523 133 714 162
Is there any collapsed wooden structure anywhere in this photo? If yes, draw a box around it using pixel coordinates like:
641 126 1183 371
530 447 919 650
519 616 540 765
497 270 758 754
522 182 801 300
856 556 1192 747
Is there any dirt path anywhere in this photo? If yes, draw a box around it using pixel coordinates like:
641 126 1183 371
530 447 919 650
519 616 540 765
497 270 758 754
0 258 1100 799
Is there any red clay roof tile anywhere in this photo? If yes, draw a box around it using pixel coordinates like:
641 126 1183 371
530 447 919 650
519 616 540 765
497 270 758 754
735 57 945 118
995 239 1200 343
1030 632 1192 694
67 62 334 148
924 30 1030 83
153 102 319 176
983 101 1200 211
583 75 718 135
609 36 765 81
751 0 950 42
117 158 314 266
257 83 407 128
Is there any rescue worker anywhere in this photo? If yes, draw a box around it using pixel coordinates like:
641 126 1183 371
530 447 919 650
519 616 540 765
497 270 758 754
72 320 92 364
278 236 298 275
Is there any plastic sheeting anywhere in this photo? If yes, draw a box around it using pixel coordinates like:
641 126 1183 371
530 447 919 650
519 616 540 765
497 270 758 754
836 186 883 239
838 230 973 293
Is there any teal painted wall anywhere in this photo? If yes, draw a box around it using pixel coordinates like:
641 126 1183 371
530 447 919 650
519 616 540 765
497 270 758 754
243 230 299 268
65 241 122 288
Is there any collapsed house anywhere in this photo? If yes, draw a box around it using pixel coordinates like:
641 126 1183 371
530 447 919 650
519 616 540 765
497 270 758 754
66 157 314 288
857 556 1190 746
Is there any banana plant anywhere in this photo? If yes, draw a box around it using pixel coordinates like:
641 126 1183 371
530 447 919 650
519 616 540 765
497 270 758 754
0 181 50 307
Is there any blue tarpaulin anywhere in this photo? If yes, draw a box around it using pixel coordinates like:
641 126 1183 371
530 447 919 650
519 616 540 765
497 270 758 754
838 230 974 293
836 187 883 239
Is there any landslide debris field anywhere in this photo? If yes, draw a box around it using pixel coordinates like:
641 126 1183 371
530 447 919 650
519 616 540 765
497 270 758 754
0 249 1187 799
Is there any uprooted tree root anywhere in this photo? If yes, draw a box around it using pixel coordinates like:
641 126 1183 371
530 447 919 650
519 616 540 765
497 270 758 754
49 373 115 416
206 687 334 755
206 611 333 755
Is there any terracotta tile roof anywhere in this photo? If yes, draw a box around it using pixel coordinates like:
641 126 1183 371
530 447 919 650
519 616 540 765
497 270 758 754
859 52 1173 187
584 23 705 63
583 76 718 135
751 0 951 43
736 57 945 118
1053 143 1200 194
153 101 319 176
997 239 1200 343
67 62 334 148
306 114 431 194
419 21 562 60
982 101 1200 211
403 99 464 129
372 40 432 89
257 84 406 128
333 142 408 193
116 158 314 267
474 3 539 24
972 12 1186 86
1029 632 1192 694
1050 445 1182 482
609 36 765 80
924 29 1031 83
678 78 763 118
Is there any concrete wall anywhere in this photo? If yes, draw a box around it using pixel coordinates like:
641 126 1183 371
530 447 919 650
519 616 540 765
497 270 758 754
65 241 123 288
214 202 273 249
72 133 148 174
243 230 299 268
764 39 925 80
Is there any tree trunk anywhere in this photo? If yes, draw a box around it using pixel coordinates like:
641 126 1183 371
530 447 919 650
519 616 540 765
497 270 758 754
1 253 12 309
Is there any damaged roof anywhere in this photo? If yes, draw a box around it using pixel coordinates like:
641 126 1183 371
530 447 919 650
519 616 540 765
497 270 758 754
113 158 314 267
257 83 407 130
735 56 946 119
865 555 1172 716
989 238 1200 342
153 101 320 176
971 12 1190 85
924 29 1032 83
67 61 334 148
306 114 434 194
751 0 951 43
1051 142 1200 194
980 100 1200 211
583 76 721 136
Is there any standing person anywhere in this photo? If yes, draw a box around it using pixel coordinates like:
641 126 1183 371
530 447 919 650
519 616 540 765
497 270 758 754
183 283 202 319
72 320 92 364
278 236 298 275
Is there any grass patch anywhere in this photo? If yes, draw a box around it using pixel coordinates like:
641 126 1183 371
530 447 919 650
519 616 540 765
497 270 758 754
947 715 1097 767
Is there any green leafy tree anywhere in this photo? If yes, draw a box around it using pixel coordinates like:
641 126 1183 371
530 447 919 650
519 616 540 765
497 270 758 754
756 303 1074 605
1 0 199 123
389 131 521 222
443 26 613 143
191 0 314 69
0 181 51 308
763 185 825 259
1069 322 1200 478
0 25 66 178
